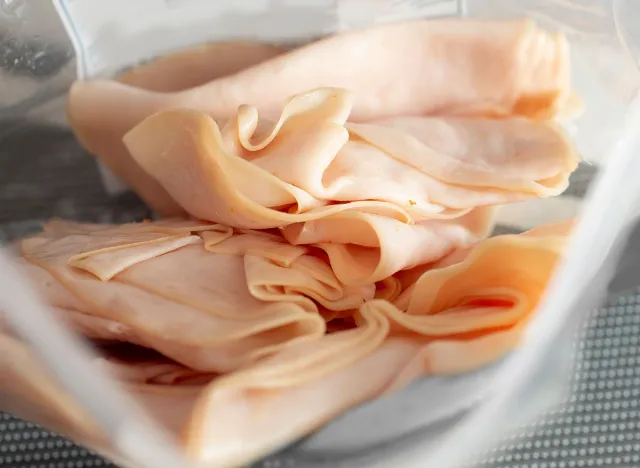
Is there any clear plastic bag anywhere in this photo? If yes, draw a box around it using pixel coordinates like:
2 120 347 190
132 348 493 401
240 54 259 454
1 1 640 467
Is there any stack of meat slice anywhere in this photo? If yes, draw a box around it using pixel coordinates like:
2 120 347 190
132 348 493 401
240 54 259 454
3 18 580 468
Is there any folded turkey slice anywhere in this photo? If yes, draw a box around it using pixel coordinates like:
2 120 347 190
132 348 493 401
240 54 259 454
345 116 577 198
20 225 327 372
68 41 284 216
201 228 307 267
68 19 575 215
123 88 576 229
70 19 572 127
184 220 572 467
243 254 375 315
42 218 229 235
31 218 231 281
19 219 377 369
206 227 375 318
253 116 576 218
282 207 495 286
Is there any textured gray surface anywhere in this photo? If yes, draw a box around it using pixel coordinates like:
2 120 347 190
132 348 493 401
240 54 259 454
1 122 639 468
476 292 640 468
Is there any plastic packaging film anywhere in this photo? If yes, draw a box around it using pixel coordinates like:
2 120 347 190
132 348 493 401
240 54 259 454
1 0 640 467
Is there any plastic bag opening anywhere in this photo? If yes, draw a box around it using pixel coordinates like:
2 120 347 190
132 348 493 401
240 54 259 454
2 1 640 467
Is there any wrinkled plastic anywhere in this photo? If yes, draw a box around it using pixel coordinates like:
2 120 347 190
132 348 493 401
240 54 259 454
1 1 640 467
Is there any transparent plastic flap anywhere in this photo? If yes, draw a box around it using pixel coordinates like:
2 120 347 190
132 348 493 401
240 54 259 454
52 0 463 79
0 248 190 468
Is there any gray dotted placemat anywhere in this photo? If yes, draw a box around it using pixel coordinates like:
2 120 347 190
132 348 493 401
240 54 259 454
0 415 112 468
2 123 639 467
474 292 640 468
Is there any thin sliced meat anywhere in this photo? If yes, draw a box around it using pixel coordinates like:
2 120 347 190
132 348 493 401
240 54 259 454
130 385 205 437
71 236 201 281
345 116 577 199
387 221 572 337
11 216 573 466
33 260 323 372
106 225 370 319
115 243 318 322
24 218 228 281
194 18 572 121
282 207 495 285
183 221 572 467
16 259 89 312
202 229 307 267
183 301 392 467
21 233 325 372
11 258 141 344
70 19 574 215
385 326 524 389
185 332 519 468
123 89 575 228
123 96 411 229
43 217 231 236
185 335 403 468
22 230 180 266
72 19 572 127
244 255 376 314
255 119 575 219
205 302 389 389
69 42 284 215
184 322 518 467
8 18 583 465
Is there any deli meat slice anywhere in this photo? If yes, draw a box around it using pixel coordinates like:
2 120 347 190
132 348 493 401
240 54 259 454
68 41 284 216
123 88 576 229
19 221 332 372
67 19 574 214
281 208 495 285
345 116 577 198
70 19 572 125
184 221 572 467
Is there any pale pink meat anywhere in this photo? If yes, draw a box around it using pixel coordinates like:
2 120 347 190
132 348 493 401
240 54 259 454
3 18 585 467
184 221 572 467
67 41 284 215
123 88 576 229
67 19 573 214
281 207 496 285
71 19 571 126
19 221 330 372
